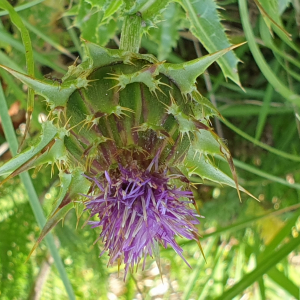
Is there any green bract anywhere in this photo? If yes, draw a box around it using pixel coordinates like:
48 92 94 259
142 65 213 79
0 40 249 249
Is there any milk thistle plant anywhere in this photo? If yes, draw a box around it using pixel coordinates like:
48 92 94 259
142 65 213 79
0 0 251 279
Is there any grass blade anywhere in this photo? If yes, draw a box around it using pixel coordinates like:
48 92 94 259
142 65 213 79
175 203 300 248
232 159 300 190
221 118 300 162
0 0 35 149
0 0 45 16
238 0 300 106
0 28 66 73
259 209 300 259
0 70 75 300
63 16 83 58
267 267 300 298
255 71 277 140
22 18 77 61
182 237 217 299
215 234 300 300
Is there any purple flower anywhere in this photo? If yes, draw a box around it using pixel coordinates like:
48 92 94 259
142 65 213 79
84 155 202 278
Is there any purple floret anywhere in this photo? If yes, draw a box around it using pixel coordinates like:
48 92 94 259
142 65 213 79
84 157 202 277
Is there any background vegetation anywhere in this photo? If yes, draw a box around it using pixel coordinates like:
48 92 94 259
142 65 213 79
0 0 300 299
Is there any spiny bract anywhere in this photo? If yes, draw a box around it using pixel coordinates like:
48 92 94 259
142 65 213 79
0 41 246 276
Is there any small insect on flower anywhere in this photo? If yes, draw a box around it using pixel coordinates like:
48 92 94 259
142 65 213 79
83 151 204 278
43 73 64 92
44 73 63 85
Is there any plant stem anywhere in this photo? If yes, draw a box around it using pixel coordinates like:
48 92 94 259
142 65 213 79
119 14 142 53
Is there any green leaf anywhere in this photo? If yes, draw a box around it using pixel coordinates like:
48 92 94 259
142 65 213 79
0 0 35 149
221 118 300 162
103 0 123 20
255 0 299 56
74 0 101 43
255 82 275 141
123 0 148 12
254 0 292 40
0 68 26 104
182 237 217 299
192 91 220 117
0 0 45 16
63 15 83 58
258 209 300 260
278 0 292 13
0 65 88 107
0 67 76 300
198 241 225 300
72 0 120 45
98 18 118 46
124 0 171 19
21 18 77 61
0 121 58 177
215 234 300 300
176 203 300 248
159 43 244 95
267 267 300 298
141 0 171 20
179 0 242 87
48 172 72 217
0 50 24 72
80 10 104 43
232 159 300 190
191 130 222 157
238 0 300 106
141 38 185 63
85 0 109 8
49 169 90 219
0 0 34 77
27 202 74 261
148 3 181 60
183 148 246 192
0 28 66 73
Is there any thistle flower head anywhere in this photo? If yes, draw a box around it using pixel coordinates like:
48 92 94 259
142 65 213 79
0 40 247 275
84 153 202 277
